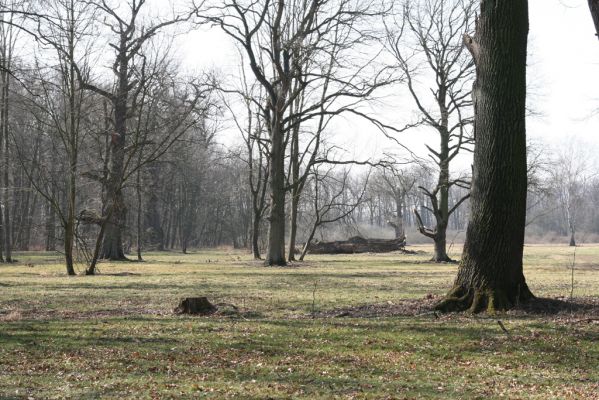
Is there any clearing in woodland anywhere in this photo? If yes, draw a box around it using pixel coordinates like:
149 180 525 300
0 245 598 399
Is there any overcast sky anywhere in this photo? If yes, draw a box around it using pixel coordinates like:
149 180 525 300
176 0 599 169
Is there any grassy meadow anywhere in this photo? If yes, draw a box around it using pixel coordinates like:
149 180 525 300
0 245 598 399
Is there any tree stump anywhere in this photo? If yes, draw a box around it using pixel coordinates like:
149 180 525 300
174 297 216 315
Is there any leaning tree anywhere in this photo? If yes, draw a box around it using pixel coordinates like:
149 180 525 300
436 0 534 313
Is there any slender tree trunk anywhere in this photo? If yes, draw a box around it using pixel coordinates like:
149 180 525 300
287 123 300 261
287 192 299 261
436 0 534 313
2 75 12 263
145 165 164 250
64 219 76 275
135 152 144 261
299 220 319 261
45 193 56 252
394 195 405 240
431 137 452 262
251 212 261 259
23 191 38 251
65 19 78 275
64 140 77 276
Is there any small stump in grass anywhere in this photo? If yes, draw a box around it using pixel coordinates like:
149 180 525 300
174 297 216 315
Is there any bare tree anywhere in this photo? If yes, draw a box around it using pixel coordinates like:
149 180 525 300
549 140 593 247
385 0 474 262
79 0 189 261
377 166 416 241
299 164 367 260
222 56 270 259
203 0 392 265
0 1 28 263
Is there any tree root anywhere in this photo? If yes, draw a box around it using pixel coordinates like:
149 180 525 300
435 284 534 314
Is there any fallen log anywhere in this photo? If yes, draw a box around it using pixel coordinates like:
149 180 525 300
307 236 406 254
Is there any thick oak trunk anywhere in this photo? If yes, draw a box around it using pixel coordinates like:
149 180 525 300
432 227 451 263
436 0 534 313
265 120 286 266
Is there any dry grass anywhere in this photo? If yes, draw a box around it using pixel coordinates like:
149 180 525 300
0 245 598 399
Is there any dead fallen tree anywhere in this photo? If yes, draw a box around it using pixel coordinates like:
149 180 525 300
306 236 407 254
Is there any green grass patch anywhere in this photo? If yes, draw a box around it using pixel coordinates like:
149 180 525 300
1 245 598 399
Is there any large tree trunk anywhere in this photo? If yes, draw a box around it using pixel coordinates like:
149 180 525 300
432 225 451 262
99 38 128 261
265 121 286 266
588 0 599 37
99 135 126 260
436 0 534 313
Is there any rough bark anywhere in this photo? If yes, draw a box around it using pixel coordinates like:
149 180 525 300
436 0 534 314
265 120 287 266
432 226 450 262
99 46 128 261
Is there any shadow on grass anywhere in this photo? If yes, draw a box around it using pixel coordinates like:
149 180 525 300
509 297 599 317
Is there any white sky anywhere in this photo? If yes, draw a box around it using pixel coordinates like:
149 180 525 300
175 0 599 170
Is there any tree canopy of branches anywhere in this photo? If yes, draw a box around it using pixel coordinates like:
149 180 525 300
202 0 393 265
385 0 474 262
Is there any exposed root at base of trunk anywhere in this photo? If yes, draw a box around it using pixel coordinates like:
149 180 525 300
435 284 534 314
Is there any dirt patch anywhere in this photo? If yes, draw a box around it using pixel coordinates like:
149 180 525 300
506 296 599 322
